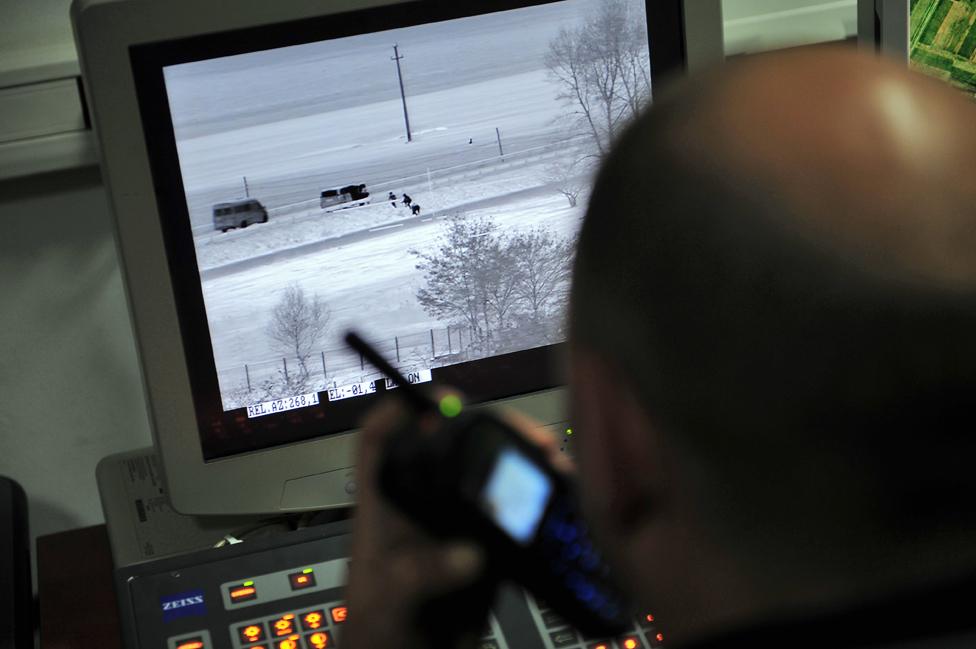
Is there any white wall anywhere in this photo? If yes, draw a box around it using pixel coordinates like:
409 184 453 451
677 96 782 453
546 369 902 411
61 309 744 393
723 0 859 55
0 0 76 74
0 167 151 548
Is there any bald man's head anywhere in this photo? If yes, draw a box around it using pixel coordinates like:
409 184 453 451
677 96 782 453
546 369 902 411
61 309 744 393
666 48 976 287
570 49 976 572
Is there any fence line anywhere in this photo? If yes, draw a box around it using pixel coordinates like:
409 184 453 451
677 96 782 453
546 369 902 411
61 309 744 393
219 323 474 405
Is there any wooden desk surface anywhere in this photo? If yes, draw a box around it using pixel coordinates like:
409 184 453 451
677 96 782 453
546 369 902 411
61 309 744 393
37 524 122 648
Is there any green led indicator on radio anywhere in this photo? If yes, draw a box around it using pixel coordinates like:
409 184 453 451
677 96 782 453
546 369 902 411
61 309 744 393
303 568 314 574
566 428 573 435
243 580 254 587
439 394 463 418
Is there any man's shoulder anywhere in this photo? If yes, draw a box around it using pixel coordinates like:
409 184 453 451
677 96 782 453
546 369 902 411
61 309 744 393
680 573 976 649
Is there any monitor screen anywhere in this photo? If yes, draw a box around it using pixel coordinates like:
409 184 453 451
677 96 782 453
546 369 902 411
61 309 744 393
132 0 658 463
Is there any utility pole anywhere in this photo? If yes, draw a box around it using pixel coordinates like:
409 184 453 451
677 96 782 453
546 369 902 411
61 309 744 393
391 44 412 142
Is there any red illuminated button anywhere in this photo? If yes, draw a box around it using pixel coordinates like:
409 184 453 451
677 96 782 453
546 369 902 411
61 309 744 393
275 635 301 649
174 638 205 649
646 631 665 647
620 637 641 649
271 613 297 637
288 569 317 591
300 609 326 631
238 623 266 643
306 630 333 648
329 605 348 624
228 582 258 604
641 613 655 627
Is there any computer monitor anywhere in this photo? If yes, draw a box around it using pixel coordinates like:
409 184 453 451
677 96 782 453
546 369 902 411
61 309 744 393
73 0 721 515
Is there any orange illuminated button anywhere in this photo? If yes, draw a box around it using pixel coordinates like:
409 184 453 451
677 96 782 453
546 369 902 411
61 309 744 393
329 605 348 624
275 634 301 649
305 630 333 648
228 582 258 604
585 643 610 649
272 613 297 636
238 623 266 643
174 638 204 649
620 637 641 649
288 569 317 591
301 610 326 631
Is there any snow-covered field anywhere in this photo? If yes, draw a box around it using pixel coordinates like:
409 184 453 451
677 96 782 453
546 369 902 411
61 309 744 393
206 188 586 402
162 0 648 409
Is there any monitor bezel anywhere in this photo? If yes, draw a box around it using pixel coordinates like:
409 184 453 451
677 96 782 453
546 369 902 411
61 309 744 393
73 0 701 514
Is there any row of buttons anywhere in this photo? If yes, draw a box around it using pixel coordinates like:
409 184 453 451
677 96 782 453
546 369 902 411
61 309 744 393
239 630 334 649
229 568 319 605
531 597 664 649
232 602 347 649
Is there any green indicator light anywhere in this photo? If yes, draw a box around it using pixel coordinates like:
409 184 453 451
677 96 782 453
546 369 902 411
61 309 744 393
243 580 254 587
439 394 463 418
303 568 314 574
566 428 573 435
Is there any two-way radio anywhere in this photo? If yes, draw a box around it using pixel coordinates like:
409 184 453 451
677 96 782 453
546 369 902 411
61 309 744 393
345 331 631 638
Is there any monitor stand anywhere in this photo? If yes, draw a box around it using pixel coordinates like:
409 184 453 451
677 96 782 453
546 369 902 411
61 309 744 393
97 448 263 568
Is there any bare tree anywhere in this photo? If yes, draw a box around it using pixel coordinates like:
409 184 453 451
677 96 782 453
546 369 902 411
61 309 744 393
544 156 594 207
411 215 519 353
545 0 651 156
509 228 575 325
266 284 330 392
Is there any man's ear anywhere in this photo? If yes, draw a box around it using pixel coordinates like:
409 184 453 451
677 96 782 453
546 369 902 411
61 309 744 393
569 347 668 538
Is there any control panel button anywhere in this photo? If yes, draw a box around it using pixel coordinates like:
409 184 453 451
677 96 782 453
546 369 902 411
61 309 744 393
274 635 301 649
329 605 348 625
228 581 258 604
288 569 317 591
541 609 565 629
549 628 578 647
271 613 297 637
301 610 326 631
640 613 655 628
646 630 665 647
174 638 205 649
586 643 611 649
305 630 333 648
238 622 266 644
619 636 642 649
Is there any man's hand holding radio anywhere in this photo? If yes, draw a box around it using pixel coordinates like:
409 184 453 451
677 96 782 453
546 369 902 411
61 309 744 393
343 395 571 649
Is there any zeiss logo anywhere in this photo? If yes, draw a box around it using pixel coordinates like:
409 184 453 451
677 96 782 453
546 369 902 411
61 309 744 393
160 590 206 622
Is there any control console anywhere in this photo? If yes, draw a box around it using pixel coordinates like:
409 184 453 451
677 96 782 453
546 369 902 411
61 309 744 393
115 521 663 649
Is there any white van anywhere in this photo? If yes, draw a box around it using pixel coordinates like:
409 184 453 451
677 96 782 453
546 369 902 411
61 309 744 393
320 184 370 210
213 199 268 232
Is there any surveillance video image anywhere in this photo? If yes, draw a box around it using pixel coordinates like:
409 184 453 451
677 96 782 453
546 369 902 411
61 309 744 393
162 0 652 412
